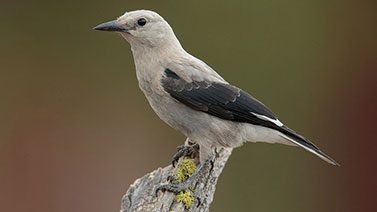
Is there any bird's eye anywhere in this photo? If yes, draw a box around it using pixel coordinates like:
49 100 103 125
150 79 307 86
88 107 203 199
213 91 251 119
137 18 147 26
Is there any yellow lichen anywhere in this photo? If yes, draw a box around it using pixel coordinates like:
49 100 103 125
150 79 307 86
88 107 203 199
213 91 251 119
174 158 197 183
175 191 194 209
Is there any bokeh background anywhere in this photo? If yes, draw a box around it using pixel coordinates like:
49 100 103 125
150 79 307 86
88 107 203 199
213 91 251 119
1 0 376 211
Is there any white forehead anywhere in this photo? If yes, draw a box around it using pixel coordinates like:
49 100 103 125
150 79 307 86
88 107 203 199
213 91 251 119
117 10 164 22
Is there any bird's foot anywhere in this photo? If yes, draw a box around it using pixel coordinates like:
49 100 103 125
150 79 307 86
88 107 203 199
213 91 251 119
156 159 212 195
172 143 199 167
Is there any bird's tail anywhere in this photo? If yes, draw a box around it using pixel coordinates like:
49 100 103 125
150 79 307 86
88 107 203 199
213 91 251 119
278 126 339 166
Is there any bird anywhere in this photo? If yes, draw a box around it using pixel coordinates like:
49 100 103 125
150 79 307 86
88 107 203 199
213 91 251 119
94 9 338 191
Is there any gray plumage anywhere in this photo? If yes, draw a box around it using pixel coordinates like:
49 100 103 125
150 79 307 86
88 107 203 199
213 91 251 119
94 10 338 165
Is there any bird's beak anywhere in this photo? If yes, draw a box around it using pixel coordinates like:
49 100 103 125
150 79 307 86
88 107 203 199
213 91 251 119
93 20 128 32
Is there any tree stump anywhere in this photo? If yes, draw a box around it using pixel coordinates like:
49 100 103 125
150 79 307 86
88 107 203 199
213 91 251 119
121 147 232 212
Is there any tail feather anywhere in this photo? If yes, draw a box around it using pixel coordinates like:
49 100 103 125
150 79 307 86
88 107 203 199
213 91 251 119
278 126 339 166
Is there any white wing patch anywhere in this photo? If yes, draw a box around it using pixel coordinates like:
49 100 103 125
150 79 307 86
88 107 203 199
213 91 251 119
251 112 284 127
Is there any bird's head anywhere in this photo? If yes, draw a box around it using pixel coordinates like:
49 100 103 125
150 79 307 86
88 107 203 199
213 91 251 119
94 10 181 50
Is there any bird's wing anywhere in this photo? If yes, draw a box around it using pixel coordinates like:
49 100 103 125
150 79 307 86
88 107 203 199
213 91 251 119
162 68 278 126
161 68 339 165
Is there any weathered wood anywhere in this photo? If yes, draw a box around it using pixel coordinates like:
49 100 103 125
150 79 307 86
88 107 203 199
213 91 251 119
121 148 232 212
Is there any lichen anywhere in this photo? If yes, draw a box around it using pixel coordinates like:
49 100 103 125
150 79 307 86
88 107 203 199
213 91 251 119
174 158 197 183
175 191 194 209
172 159 197 208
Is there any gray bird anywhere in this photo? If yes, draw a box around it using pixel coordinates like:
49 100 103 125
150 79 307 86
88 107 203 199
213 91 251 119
94 9 338 191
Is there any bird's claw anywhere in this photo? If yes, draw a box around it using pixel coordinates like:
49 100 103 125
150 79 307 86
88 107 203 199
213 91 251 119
172 143 199 167
156 158 212 197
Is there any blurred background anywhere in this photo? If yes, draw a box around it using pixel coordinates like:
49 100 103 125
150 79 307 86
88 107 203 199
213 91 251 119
1 0 376 211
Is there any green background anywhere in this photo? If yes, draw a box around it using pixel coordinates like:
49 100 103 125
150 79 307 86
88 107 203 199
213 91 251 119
1 0 376 211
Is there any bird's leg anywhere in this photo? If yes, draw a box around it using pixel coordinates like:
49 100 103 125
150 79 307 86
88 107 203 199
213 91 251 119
156 158 213 195
171 139 200 167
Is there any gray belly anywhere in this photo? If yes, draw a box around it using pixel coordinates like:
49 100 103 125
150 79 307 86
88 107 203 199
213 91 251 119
143 89 245 149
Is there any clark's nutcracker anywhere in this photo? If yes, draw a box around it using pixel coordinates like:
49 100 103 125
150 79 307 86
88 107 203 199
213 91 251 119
94 10 338 191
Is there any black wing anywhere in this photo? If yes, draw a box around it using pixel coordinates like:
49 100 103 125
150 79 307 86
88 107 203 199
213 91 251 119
161 69 339 165
161 68 279 129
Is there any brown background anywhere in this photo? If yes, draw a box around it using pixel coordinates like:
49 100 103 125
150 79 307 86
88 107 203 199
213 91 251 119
1 0 376 211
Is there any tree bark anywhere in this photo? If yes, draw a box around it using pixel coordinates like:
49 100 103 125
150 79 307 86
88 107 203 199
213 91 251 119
121 148 232 212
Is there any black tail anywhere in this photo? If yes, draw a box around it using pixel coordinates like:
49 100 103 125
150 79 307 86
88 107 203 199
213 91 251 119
277 126 339 166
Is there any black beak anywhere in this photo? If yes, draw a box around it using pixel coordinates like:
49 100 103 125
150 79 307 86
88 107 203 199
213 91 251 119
93 20 128 32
